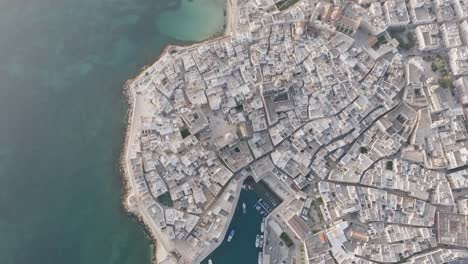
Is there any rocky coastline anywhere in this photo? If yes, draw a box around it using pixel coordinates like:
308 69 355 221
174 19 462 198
118 1 235 263
119 78 160 264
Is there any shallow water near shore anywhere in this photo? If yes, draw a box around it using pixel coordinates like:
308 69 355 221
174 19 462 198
157 0 226 41
0 0 224 264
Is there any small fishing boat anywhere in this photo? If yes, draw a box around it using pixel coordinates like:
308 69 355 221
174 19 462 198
227 229 235 242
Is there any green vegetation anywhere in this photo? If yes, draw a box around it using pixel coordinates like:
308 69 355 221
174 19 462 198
276 0 299 11
386 160 394 170
300 245 307 264
439 75 453 88
388 27 406 34
400 33 415 49
430 56 452 88
180 128 191 139
235 104 244 111
316 197 324 205
389 29 415 50
373 35 388 50
360 146 369 154
280 232 294 247
157 192 174 207
431 56 447 73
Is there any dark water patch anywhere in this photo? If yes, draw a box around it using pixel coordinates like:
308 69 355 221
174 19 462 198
203 178 281 264
202 189 264 264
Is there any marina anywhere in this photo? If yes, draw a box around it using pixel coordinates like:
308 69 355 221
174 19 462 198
203 178 281 264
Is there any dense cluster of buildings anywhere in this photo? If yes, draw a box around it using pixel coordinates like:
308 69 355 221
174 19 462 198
123 0 468 263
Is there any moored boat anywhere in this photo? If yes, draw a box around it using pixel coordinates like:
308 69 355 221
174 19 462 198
227 229 235 242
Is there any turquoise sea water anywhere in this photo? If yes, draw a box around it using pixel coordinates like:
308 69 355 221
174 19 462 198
0 0 224 264
157 0 226 41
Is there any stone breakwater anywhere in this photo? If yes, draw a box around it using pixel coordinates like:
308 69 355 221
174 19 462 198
119 80 133 217
119 79 160 264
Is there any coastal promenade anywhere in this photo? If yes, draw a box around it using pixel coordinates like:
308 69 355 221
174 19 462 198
121 0 238 262
122 88 170 262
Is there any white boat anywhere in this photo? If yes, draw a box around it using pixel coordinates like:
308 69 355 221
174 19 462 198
227 229 235 242
258 252 263 264
242 202 246 214
255 234 260 248
208 260 213 264
260 219 265 233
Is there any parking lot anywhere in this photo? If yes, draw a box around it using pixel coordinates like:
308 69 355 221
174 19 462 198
263 217 293 264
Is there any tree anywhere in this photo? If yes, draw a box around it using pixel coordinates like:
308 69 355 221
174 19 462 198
180 128 191 138
386 161 394 170
360 146 369 154
280 232 294 247
439 75 453 88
